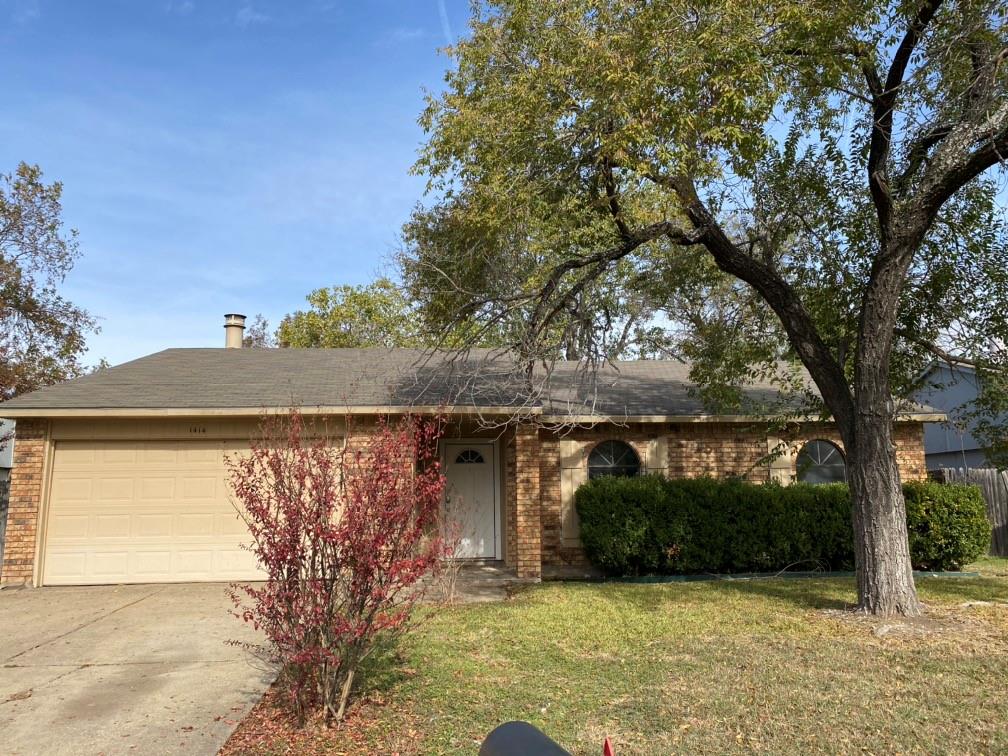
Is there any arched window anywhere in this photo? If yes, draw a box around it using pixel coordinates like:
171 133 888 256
796 440 846 484
454 449 485 464
588 440 641 479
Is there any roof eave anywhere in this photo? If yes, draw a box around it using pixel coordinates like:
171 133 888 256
542 412 947 424
0 407 947 423
0 404 535 419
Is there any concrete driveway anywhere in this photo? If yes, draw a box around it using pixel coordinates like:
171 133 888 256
0 583 274 756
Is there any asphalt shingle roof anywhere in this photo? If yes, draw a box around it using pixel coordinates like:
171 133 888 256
0 348 941 419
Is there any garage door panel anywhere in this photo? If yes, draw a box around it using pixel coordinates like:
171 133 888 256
47 513 90 539
215 548 258 574
43 440 264 585
140 477 175 499
133 551 172 575
44 550 87 581
177 513 216 536
182 447 221 464
140 446 179 464
93 514 132 538
135 513 173 537
101 447 138 465
50 477 93 502
175 550 214 574
98 477 135 501
181 476 217 500
90 550 130 576
219 513 249 535
55 446 97 466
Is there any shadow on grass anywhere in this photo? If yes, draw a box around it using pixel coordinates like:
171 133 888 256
708 576 856 611
353 635 411 700
917 576 1008 604
587 574 857 616
654 573 1005 612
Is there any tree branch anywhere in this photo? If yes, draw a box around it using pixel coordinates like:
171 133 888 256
524 220 700 353
917 114 1008 230
865 0 946 237
601 156 631 238
895 328 976 367
664 174 856 435
897 123 953 188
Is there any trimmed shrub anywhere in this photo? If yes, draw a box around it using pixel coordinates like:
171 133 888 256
575 475 678 576
903 481 991 570
575 476 991 576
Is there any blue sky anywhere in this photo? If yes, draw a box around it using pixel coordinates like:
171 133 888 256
0 0 468 364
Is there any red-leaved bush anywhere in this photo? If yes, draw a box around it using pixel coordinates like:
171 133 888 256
226 409 447 723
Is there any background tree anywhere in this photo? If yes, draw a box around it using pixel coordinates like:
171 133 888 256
0 162 97 399
404 0 1008 615
277 277 423 348
277 276 516 350
242 313 275 348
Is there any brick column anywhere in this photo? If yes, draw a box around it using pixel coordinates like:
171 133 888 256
514 424 541 580
894 423 928 481
1 420 48 587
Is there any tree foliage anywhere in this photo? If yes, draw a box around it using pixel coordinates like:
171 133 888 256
277 278 424 348
242 313 276 348
0 162 97 399
405 0 1008 615
406 0 1008 396
277 276 513 350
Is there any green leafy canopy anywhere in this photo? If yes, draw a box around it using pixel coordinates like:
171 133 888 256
402 0 1008 425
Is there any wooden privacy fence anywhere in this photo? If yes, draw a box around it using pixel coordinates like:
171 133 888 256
939 467 1008 557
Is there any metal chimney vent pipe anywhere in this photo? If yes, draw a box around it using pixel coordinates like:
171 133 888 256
224 313 246 348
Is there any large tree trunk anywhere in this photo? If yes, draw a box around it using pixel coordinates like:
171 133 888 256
846 282 922 616
846 411 922 616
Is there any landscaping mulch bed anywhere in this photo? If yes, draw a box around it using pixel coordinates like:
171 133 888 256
221 681 425 756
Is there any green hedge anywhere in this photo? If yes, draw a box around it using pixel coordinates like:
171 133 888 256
575 476 991 576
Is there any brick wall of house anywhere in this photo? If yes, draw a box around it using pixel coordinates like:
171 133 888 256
514 426 541 579
504 430 517 569
0 420 49 586
667 423 771 482
538 435 562 568
893 423 927 480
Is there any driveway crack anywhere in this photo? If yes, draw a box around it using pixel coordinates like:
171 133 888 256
2 588 164 665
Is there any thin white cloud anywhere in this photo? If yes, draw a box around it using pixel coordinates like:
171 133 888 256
389 27 425 42
437 0 453 45
236 5 269 27
165 1 195 15
2 0 40 24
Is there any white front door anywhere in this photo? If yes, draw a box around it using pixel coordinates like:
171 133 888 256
444 442 498 559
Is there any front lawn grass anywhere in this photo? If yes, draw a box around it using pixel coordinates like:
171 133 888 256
224 570 1008 755
968 555 1008 576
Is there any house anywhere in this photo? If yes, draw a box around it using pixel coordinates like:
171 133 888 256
912 360 1003 470
0 419 12 483
0 419 11 570
0 315 939 587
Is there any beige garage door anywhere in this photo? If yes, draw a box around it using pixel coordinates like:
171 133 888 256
42 440 264 585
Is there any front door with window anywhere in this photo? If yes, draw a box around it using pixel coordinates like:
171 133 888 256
443 442 498 558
